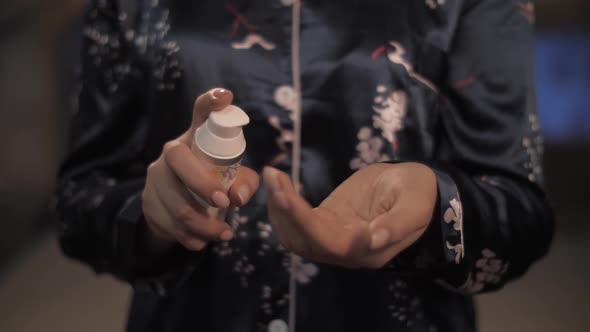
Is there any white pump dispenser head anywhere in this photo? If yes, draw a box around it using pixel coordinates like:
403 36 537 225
193 105 250 162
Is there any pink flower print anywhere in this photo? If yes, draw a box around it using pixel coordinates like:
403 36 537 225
350 127 390 170
268 115 293 166
387 42 413 74
383 42 438 92
273 85 298 116
425 0 445 9
443 198 463 232
372 90 407 145
444 198 464 263
234 255 255 288
289 255 319 284
230 212 248 231
482 248 495 258
460 273 485 293
446 241 464 264
257 221 272 239
268 115 294 152
212 240 233 257
460 249 509 293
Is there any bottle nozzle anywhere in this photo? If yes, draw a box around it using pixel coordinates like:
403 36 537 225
194 105 250 159
207 105 250 139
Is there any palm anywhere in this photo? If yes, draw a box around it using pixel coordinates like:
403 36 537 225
264 163 436 269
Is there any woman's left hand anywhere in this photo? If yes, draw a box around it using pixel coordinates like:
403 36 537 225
263 162 437 269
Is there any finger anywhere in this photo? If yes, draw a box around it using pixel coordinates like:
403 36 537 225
142 182 176 242
185 88 234 140
150 185 214 251
153 161 233 241
149 191 209 252
163 140 230 209
263 168 296 251
228 167 260 207
175 229 209 251
368 207 429 251
263 167 310 253
264 167 355 258
263 167 317 233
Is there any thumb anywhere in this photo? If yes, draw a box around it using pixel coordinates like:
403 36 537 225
183 88 234 142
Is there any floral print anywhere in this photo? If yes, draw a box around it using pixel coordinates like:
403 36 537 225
350 85 406 170
444 198 464 264
269 85 298 165
372 88 407 146
288 255 319 284
383 42 438 92
350 127 390 170
425 0 445 10
259 285 289 318
57 1 553 331
461 249 510 293
387 279 425 328
274 85 298 116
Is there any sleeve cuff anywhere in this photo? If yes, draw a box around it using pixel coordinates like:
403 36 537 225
385 166 465 277
434 170 465 266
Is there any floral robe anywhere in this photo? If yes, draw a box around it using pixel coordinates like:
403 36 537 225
56 0 553 331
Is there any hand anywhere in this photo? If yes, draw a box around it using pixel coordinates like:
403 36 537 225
141 88 260 253
263 162 437 269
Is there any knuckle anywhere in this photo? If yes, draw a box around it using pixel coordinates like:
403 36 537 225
194 93 205 109
180 237 206 251
187 220 220 239
163 141 187 162
162 141 178 156
173 205 195 221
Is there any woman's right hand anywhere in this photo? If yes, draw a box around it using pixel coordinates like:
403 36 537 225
141 88 260 253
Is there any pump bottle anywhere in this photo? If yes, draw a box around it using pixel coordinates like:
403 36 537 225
191 105 250 218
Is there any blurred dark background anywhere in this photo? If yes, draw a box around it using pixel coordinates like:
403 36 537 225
0 1 589 331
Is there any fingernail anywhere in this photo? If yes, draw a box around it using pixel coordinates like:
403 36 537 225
211 191 230 208
370 229 391 250
213 88 229 99
237 186 250 206
263 167 280 192
273 191 289 210
220 230 234 241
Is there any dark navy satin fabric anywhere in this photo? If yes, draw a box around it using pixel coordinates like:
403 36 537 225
56 1 553 331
